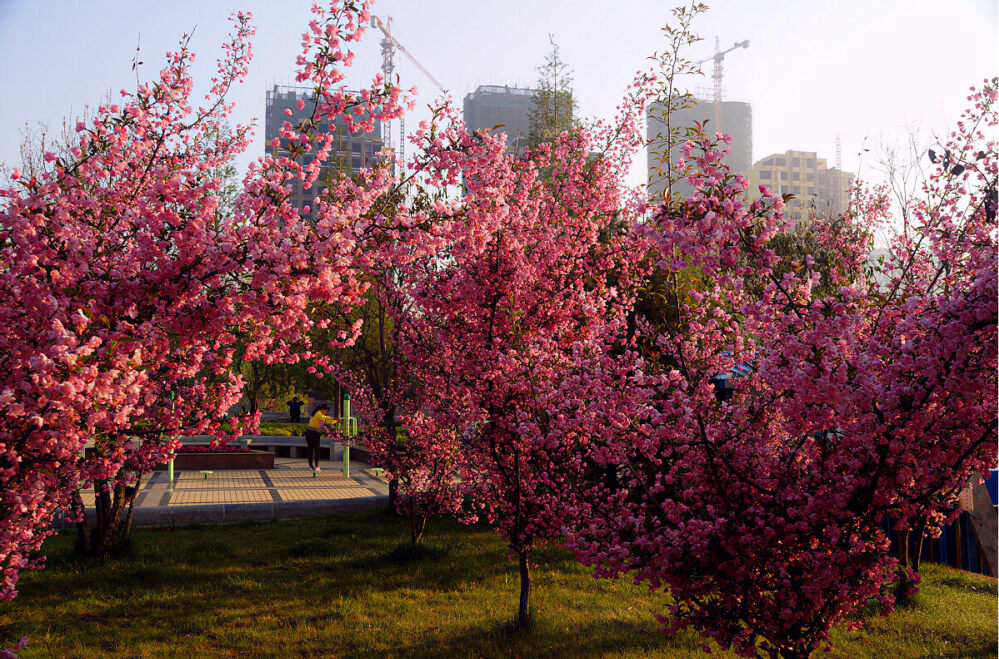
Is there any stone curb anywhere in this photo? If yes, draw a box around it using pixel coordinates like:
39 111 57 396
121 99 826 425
132 495 390 526
58 496 389 529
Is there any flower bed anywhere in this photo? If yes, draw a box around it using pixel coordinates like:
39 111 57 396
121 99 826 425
176 445 251 453
155 449 274 471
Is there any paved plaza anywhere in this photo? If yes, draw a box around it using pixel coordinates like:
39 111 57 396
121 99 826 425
78 457 390 526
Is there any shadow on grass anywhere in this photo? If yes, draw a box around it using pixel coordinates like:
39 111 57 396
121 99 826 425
932 643 999 658
326 515 585 597
289 538 337 558
936 576 998 597
384 542 449 565
391 615 675 658
5 512 995 659
891 592 928 611
27 511 595 608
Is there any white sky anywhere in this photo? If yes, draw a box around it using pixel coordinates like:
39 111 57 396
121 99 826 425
1 0 996 189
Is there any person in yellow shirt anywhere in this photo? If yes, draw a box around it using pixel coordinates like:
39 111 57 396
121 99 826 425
305 404 338 471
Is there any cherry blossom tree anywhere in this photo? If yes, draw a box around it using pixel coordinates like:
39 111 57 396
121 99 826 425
301 96 463 521
334 293 474 541
387 84 654 626
555 80 997 658
365 409 472 545
0 0 409 602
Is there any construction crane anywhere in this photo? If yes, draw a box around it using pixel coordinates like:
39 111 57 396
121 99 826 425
370 14 445 164
697 37 749 134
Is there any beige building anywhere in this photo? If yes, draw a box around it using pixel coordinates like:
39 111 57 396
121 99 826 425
740 149 853 221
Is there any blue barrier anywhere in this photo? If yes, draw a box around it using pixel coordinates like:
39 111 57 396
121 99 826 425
881 512 991 576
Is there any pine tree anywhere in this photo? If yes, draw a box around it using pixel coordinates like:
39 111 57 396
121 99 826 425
528 35 578 147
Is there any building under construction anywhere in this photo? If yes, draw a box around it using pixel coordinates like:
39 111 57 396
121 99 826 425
647 36 752 203
264 84 386 220
463 85 538 154
647 97 753 202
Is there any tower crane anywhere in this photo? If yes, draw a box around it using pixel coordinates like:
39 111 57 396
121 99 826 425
370 14 445 164
696 37 749 135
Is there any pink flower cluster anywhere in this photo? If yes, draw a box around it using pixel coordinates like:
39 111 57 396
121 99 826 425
554 81 998 656
0 1 408 603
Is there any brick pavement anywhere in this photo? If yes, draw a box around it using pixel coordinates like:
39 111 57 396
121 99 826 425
77 457 390 526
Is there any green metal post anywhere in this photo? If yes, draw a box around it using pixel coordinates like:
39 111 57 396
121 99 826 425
342 392 351 479
167 391 177 491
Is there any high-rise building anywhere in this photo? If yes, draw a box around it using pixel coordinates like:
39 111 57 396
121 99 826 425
647 97 753 201
264 85 386 219
817 166 854 220
463 85 536 153
739 150 854 221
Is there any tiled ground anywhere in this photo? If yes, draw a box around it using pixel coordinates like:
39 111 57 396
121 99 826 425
78 458 388 509
279 486 376 501
169 488 273 505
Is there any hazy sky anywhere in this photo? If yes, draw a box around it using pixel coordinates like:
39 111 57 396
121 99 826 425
1 0 996 188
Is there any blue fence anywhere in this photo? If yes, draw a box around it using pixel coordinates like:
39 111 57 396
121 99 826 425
881 470 997 576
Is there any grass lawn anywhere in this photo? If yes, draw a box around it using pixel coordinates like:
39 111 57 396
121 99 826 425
255 421 305 436
1 510 995 658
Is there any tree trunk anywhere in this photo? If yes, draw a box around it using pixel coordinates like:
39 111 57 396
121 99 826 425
388 477 399 510
900 521 926 573
248 362 260 415
76 474 142 556
908 519 926 574
71 490 91 555
382 407 399 511
410 498 426 545
517 549 532 628
896 521 926 597
898 528 908 568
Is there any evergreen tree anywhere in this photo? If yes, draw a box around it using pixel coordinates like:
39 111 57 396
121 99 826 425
528 35 578 147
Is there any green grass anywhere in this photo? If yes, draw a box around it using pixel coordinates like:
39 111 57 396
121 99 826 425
255 421 304 436
1 511 995 658
181 421 304 442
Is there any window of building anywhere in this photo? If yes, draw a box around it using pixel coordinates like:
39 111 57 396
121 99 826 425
760 170 772 179
351 142 361 153
807 173 815 181
791 156 801 167
775 157 786 167
792 172 801 181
